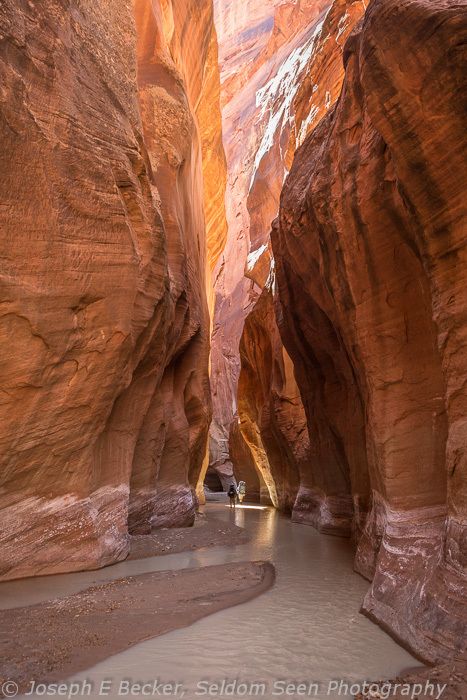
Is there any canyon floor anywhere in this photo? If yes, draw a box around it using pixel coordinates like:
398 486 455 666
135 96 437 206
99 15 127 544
128 511 249 559
0 504 441 700
0 561 273 697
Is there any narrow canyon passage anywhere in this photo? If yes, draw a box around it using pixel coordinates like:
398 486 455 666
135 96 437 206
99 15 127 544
0 0 466 695
1 505 416 700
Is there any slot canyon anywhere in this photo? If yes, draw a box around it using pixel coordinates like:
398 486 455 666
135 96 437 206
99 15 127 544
0 0 466 697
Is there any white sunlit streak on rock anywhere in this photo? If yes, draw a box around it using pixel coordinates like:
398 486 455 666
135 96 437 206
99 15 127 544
246 243 268 271
297 104 319 147
249 12 329 193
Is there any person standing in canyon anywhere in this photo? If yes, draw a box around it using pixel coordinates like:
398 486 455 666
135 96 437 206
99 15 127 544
227 484 237 508
237 481 246 504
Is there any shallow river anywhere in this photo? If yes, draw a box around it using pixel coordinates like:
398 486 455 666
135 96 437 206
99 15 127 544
2 503 418 700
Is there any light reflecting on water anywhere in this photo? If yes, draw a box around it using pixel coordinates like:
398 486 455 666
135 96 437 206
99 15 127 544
233 505 269 510
5 504 418 699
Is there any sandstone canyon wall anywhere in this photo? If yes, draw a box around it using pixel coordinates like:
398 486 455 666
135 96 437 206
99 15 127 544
210 0 366 492
273 0 467 662
130 0 228 522
0 0 226 580
238 285 308 512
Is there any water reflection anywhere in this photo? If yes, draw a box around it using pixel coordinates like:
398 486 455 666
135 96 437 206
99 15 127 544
4 504 418 700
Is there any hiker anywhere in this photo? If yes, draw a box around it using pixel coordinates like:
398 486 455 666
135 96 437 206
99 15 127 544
227 484 237 508
237 481 246 504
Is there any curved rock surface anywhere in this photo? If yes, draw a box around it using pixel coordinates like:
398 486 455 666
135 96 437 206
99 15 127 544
234 0 365 508
210 0 365 490
0 0 226 579
239 285 308 512
273 0 467 662
130 0 227 529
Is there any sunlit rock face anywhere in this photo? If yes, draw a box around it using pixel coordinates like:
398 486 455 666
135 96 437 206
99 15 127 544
130 0 227 529
239 285 308 513
0 0 226 579
210 0 287 488
210 0 365 489
273 0 467 662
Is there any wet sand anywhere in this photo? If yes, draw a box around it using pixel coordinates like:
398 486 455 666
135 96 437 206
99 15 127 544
129 514 249 559
0 561 274 697
1 505 442 700
48 504 420 700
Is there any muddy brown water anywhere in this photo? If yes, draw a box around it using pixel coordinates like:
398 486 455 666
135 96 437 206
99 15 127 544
1 504 418 699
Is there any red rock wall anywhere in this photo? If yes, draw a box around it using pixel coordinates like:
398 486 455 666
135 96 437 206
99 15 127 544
210 0 286 488
239 286 308 512
273 0 467 662
234 0 366 510
211 0 365 490
0 0 226 579
130 0 227 530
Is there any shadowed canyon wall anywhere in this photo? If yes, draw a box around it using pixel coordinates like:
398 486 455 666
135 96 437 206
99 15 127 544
273 0 467 663
210 0 366 490
0 0 226 580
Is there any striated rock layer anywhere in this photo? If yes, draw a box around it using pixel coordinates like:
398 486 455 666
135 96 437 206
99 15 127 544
273 0 467 662
239 285 307 512
129 0 227 528
0 0 226 579
210 0 365 491
234 0 366 508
